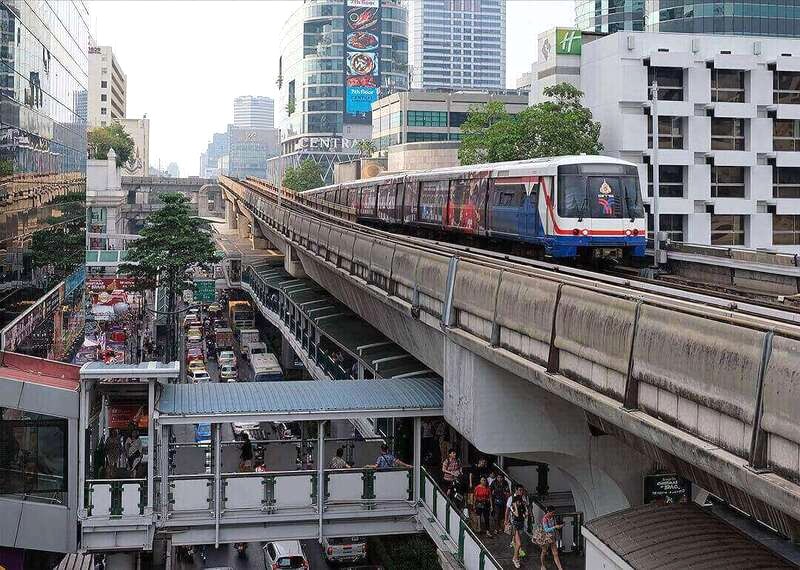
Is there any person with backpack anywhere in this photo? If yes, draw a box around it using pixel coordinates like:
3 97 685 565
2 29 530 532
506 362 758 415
368 444 410 470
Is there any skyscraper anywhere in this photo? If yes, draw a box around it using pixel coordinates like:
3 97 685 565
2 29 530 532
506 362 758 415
577 0 800 37
87 45 127 127
234 95 275 129
408 0 506 90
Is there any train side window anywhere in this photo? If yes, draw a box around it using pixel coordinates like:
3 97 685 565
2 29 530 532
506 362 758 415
498 191 515 206
495 184 526 206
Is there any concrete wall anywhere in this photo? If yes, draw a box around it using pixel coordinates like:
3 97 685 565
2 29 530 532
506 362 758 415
387 142 460 172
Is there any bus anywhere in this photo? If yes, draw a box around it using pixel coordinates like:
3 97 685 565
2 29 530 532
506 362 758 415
250 352 283 382
228 300 254 331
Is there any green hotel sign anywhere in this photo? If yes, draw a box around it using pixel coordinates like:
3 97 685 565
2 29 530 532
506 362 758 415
556 28 582 55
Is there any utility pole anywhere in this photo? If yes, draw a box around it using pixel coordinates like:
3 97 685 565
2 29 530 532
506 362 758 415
650 80 662 270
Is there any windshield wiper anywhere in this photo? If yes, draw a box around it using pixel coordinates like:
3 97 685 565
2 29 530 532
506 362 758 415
577 196 588 222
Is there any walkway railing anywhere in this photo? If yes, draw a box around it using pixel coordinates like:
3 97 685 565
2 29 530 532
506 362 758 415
85 468 413 521
419 467 501 570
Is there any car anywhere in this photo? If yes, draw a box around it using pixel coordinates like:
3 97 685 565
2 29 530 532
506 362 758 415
187 328 203 342
232 422 260 438
208 303 221 313
262 541 308 570
322 536 367 563
218 350 236 367
186 350 204 365
194 423 211 444
183 314 200 328
219 364 238 382
188 360 206 372
190 369 211 383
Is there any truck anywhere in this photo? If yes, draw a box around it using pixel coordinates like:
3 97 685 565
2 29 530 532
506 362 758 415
238 328 260 350
250 352 283 382
215 327 234 351
228 300 254 331
244 341 268 361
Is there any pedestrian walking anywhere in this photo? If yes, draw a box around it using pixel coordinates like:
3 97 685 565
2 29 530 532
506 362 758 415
490 472 510 536
441 449 462 486
533 506 565 570
510 493 528 568
473 476 491 535
368 444 411 469
329 447 351 469
239 432 253 472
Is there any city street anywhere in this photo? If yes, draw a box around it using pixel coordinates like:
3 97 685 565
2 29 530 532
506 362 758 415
174 540 337 570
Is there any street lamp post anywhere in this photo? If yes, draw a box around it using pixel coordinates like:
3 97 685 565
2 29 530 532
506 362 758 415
650 80 661 270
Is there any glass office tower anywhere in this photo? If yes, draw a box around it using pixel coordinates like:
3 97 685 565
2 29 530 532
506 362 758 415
0 0 89 330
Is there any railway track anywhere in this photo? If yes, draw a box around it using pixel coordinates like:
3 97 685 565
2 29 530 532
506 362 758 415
231 176 800 332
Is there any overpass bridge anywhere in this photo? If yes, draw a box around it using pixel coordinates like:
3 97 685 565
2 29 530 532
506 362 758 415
217 175 800 539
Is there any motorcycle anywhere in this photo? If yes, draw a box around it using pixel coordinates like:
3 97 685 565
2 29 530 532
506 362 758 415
234 542 248 557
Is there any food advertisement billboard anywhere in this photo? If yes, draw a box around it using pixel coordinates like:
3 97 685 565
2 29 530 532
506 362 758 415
344 0 381 124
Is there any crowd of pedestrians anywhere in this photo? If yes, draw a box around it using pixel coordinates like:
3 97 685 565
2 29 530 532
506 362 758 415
101 427 145 479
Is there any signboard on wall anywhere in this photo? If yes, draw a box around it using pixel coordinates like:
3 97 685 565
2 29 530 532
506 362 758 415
343 0 381 124
555 28 582 55
644 473 691 505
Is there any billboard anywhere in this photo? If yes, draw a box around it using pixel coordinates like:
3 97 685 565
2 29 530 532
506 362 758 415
344 0 381 124
555 28 582 55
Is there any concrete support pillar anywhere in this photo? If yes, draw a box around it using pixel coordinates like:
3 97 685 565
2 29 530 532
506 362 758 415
284 245 306 278
442 338 653 521
226 200 237 230
237 217 250 239
317 420 326 543
413 416 422 504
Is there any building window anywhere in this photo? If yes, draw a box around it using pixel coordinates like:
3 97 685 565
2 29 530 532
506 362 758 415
100 80 107 88
647 116 683 149
774 70 800 104
100 94 107 102
449 111 469 128
407 132 449 143
773 119 800 151
773 166 800 198
711 166 746 198
711 214 746 246
773 215 800 245
100 108 107 115
647 164 684 197
647 213 684 242
711 69 745 103
389 111 402 129
407 110 448 127
647 66 683 101
711 118 745 150
0 408 68 498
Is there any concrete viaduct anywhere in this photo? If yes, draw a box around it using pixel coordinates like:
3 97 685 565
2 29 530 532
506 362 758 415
217 175 800 539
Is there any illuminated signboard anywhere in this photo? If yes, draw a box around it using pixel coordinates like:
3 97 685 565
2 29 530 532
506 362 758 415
343 0 381 124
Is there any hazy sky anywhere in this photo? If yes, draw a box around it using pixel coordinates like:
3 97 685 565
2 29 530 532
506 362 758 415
88 1 574 176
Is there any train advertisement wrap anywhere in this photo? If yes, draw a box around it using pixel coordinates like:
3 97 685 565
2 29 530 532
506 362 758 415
344 0 380 124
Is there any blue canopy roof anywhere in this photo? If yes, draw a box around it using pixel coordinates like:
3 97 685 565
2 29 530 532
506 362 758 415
156 378 443 423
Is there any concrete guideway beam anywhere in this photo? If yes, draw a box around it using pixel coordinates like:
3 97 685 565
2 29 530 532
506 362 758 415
224 186 800 533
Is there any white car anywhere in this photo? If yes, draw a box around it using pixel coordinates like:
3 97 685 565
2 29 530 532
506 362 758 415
190 369 211 383
262 541 308 570
218 350 236 367
232 422 261 439
322 536 367 563
220 364 237 382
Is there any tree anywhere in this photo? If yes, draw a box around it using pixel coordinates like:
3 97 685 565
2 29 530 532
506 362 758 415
355 138 376 157
282 159 324 192
30 191 86 285
88 122 135 166
121 193 220 362
458 83 603 165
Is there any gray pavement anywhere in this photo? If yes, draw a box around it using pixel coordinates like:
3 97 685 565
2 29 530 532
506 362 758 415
174 540 335 570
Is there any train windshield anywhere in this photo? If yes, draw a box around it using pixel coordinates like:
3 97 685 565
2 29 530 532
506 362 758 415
557 164 644 219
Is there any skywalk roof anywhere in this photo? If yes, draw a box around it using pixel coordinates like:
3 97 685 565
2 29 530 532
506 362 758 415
155 378 443 424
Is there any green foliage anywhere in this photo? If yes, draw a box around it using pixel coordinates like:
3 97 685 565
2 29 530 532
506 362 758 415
121 192 220 294
0 158 14 176
355 138 376 157
88 122 135 166
367 535 442 570
458 82 603 165
282 159 324 192
286 100 296 115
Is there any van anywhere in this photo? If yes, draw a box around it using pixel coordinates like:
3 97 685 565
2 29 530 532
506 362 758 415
262 541 308 569
244 341 267 360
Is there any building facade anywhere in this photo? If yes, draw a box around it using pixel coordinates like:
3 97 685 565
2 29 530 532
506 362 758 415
0 0 90 326
371 89 529 151
273 0 409 184
578 0 800 37
234 95 275 129
87 45 126 127
117 118 149 176
533 29 800 252
200 131 230 178
227 125 280 179
408 0 505 90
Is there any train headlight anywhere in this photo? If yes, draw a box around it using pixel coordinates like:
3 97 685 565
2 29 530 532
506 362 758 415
632 228 639 236
572 228 579 235
581 229 589 236
625 229 632 237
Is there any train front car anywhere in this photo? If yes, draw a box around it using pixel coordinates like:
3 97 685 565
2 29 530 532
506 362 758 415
547 157 646 259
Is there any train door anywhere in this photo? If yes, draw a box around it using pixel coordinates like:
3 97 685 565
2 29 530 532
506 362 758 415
520 181 539 238
395 182 405 223
490 181 525 236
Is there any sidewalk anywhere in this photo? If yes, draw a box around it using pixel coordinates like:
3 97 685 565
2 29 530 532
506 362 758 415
480 529 584 570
